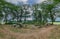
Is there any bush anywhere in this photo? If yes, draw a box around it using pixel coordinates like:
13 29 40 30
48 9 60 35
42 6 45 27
12 23 23 28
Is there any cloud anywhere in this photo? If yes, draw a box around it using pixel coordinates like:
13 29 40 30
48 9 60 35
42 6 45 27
6 0 46 4
27 0 46 5
36 0 46 3
6 0 28 4
20 0 28 2
18 0 28 4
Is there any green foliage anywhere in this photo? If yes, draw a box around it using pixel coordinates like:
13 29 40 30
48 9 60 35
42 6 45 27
0 0 60 26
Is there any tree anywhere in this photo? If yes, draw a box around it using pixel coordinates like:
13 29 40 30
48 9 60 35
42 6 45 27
0 0 21 24
22 4 30 23
32 4 43 25
40 1 56 25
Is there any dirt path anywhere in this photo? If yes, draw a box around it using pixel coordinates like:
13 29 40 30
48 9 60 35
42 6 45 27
0 26 56 39
17 26 55 39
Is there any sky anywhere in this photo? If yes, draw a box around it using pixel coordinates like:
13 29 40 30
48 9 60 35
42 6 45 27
6 0 46 5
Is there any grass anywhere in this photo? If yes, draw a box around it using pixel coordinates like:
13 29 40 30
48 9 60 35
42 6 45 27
9 28 29 33
49 22 60 25
48 25 60 39
9 36 16 39
0 32 5 38
53 22 60 25
0 24 60 39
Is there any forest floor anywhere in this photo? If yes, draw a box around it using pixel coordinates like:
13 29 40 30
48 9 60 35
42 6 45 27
0 25 59 39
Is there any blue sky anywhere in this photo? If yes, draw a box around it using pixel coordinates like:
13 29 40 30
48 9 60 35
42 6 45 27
6 0 46 5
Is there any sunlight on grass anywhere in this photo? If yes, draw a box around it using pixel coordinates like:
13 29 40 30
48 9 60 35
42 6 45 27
49 22 60 25
53 22 60 25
